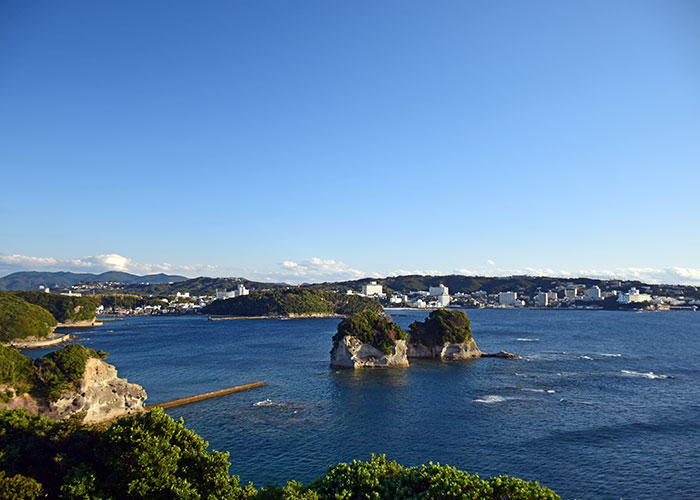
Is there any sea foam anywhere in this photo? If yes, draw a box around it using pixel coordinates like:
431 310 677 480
621 370 673 380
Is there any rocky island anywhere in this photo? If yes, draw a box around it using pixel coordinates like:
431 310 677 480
331 310 517 368
407 309 481 359
330 311 409 368
0 344 146 423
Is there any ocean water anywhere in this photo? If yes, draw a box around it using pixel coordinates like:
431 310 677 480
26 309 700 500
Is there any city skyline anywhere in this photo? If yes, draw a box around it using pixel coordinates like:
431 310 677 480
2 1 699 285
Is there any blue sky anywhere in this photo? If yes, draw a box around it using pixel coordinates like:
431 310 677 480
2 1 699 284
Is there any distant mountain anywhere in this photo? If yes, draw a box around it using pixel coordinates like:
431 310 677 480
0 271 188 291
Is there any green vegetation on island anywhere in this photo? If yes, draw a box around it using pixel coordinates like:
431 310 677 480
0 344 107 402
408 309 472 347
0 294 58 343
96 293 166 311
201 289 383 317
0 407 562 500
10 291 98 324
333 312 407 355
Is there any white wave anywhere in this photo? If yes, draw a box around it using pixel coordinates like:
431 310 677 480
598 353 622 357
621 370 673 380
475 395 507 404
516 338 540 342
521 388 556 394
253 399 275 407
578 355 594 361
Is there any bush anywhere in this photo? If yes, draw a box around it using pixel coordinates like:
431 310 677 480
408 309 472 347
333 312 407 355
0 293 57 342
0 409 563 500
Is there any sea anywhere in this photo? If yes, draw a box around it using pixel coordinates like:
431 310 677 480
24 309 700 500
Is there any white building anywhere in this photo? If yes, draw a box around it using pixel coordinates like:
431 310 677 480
535 291 549 307
362 281 383 296
216 284 249 300
564 286 579 299
429 284 450 307
499 291 518 306
176 291 190 299
585 286 602 301
618 288 652 304
546 291 558 303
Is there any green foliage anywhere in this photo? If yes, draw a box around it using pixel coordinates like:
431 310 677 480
202 289 382 317
333 312 406 355
310 454 562 500
0 344 102 402
11 291 98 323
0 409 563 500
0 471 44 500
408 309 472 347
0 345 36 398
0 293 57 342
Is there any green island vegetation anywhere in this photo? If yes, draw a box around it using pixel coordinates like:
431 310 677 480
9 291 98 323
0 344 107 403
0 407 562 500
0 294 58 343
333 312 407 355
202 289 383 317
408 309 473 347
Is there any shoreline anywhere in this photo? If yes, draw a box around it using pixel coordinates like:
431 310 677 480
4 333 73 349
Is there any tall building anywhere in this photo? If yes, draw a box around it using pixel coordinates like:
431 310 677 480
499 291 518 306
535 291 549 307
585 286 602 300
362 281 383 296
429 284 450 307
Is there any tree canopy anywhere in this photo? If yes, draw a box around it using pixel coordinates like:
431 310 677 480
202 289 382 317
408 309 473 347
0 293 57 342
333 312 407 355
10 291 98 323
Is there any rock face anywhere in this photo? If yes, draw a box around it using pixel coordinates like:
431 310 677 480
407 338 482 360
2 358 147 423
330 335 409 369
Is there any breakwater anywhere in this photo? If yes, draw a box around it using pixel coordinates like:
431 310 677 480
145 382 267 410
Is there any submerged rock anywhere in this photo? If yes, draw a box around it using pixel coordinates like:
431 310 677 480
481 350 519 359
330 335 409 369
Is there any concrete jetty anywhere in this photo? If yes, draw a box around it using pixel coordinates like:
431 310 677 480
145 381 267 410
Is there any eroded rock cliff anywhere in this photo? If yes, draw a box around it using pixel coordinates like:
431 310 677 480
406 338 482 360
1 357 146 423
330 335 409 368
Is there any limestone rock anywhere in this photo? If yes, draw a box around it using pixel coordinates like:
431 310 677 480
407 338 482 360
1 358 147 423
330 335 409 369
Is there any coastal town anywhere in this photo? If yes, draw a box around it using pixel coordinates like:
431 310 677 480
21 275 700 316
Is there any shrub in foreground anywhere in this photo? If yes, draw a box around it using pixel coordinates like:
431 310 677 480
0 407 563 500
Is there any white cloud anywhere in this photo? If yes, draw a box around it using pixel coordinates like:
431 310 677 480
487 259 495 265
263 257 381 284
0 253 212 277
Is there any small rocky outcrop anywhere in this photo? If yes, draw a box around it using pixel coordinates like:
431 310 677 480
331 335 409 368
1 357 147 423
407 338 482 360
481 350 518 359
330 312 409 369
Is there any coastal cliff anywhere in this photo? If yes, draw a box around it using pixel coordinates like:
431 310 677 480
331 335 409 368
0 345 146 423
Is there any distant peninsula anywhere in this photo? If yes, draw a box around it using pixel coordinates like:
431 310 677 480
201 288 383 318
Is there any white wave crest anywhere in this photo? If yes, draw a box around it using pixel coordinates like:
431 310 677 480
598 353 622 357
253 399 275 407
578 355 594 361
621 370 673 380
521 388 556 393
516 338 540 342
